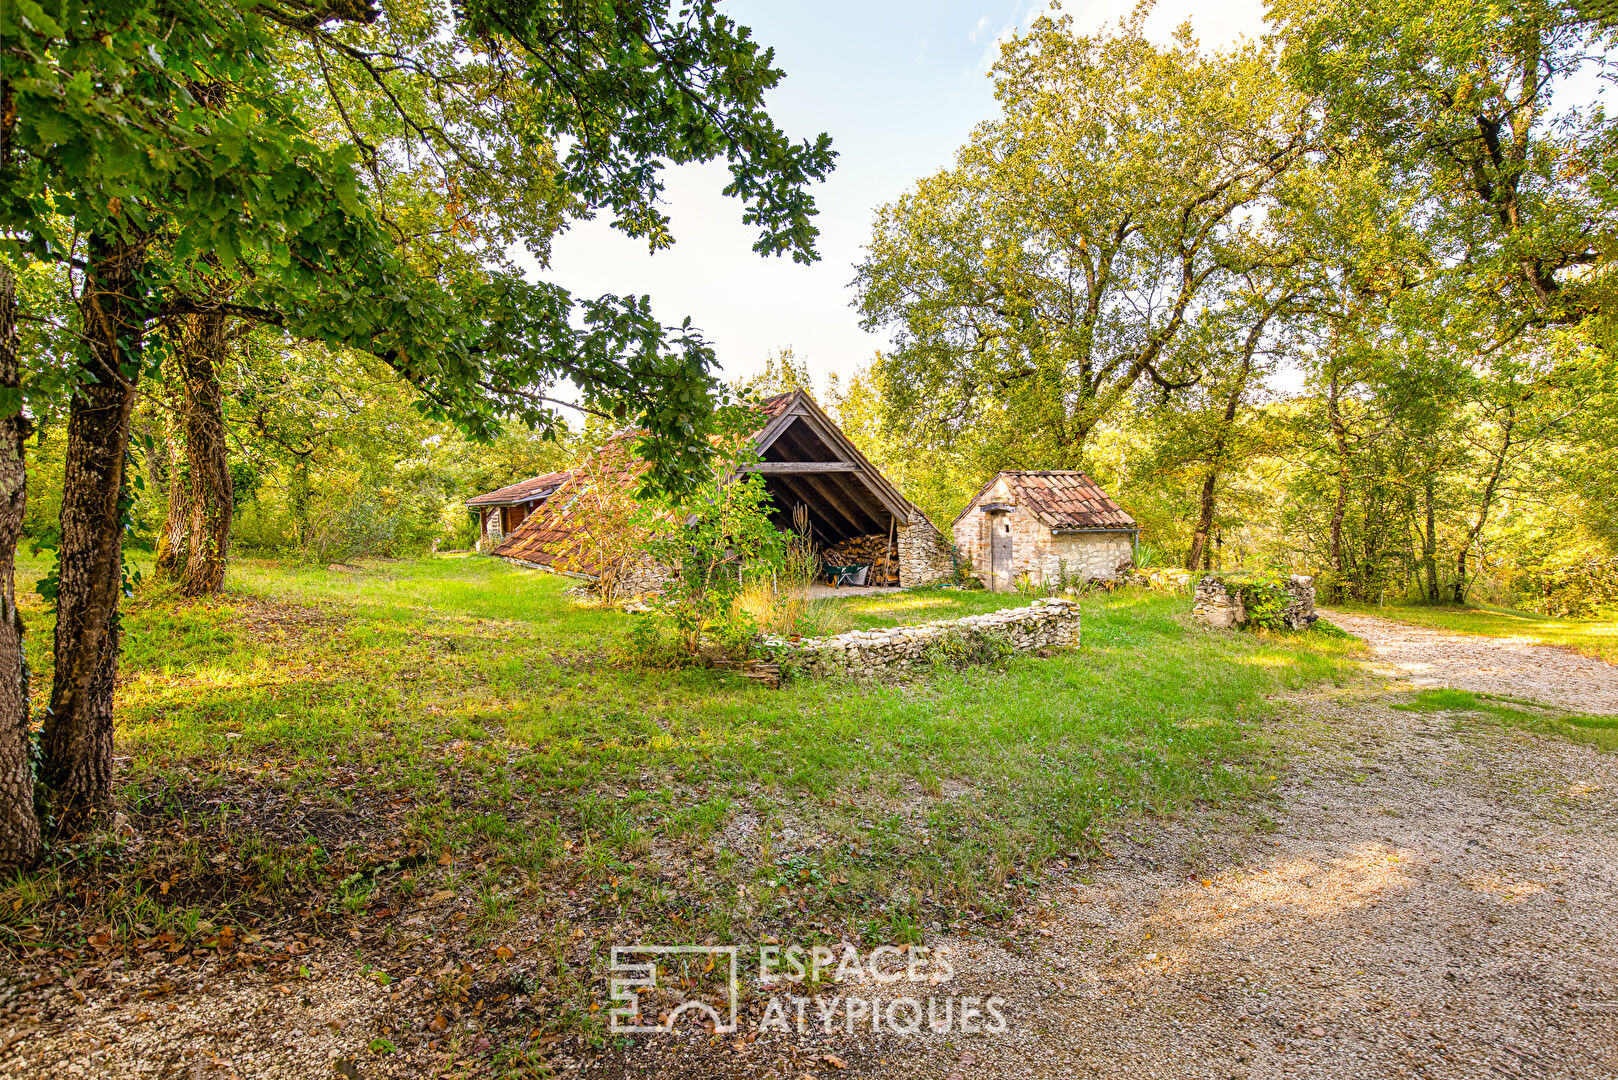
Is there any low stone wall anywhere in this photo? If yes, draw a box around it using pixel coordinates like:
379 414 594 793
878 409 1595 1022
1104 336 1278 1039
1127 567 1192 593
1193 574 1317 630
763 597 1080 678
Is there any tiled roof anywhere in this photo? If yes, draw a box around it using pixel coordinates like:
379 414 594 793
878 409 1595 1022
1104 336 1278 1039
489 391 932 574
489 441 654 573
964 471 1136 531
466 470 572 508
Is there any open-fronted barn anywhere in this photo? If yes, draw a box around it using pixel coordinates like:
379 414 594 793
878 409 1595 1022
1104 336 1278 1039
953 471 1138 591
468 390 954 590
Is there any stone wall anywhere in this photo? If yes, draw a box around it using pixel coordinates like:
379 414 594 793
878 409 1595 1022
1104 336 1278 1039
1192 574 1317 630
764 596 1080 678
475 509 503 554
896 509 956 587
953 499 1134 588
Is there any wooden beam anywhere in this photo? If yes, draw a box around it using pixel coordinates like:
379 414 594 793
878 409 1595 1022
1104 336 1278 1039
802 472 884 535
742 462 858 474
770 474 865 539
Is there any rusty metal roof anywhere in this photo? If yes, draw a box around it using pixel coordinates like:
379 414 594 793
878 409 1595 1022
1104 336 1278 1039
958 471 1136 531
465 470 572 508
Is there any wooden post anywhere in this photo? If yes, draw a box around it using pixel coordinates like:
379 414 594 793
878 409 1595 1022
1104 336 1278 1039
887 514 896 586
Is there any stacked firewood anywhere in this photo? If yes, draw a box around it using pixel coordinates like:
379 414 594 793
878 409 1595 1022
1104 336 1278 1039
820 534 898 585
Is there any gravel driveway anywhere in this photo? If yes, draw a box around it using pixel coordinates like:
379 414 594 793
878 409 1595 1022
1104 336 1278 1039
1321 610 1618 714
856 694 1618 1080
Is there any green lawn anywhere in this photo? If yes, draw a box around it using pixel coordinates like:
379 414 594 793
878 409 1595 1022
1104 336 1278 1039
5 552 1359 1052
1331 600 1618 664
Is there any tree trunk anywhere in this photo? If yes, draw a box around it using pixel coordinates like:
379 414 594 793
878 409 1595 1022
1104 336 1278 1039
291 455 310 547
153 416 188 579
40 233 147 828
1422 477 1439 602
1183 302 1273 574
1326 366 1350 604
1452 409 1516 605
1187 467 1218 573
0 264 39 867
174 312 234 596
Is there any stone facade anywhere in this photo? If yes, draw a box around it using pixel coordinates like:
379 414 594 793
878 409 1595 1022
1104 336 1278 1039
895 509 956 587
475 510 504 555
953 475 1134 590
1192 574 1318 630
765 597 1080 678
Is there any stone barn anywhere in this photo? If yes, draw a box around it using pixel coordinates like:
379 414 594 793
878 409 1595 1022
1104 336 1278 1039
469 390 956 591
953 471 1138 591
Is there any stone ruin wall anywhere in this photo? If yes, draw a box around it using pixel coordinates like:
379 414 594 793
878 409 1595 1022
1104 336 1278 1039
1192 575 1318 630
765 597 1080 678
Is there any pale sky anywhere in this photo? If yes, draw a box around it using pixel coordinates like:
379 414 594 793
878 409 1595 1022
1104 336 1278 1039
529 1 1272 393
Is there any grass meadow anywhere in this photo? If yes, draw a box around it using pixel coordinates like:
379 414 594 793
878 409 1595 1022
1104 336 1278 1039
3 552 1360 1049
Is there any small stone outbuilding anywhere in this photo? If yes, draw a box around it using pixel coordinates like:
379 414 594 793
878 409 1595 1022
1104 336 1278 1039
953 471 1138 591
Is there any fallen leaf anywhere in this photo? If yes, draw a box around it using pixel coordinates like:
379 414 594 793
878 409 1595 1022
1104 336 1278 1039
823 1054 847 1069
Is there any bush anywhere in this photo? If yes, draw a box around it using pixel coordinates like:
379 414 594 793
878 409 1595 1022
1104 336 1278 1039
1515 556 1618 618
1230 573 1292 632
305 478 438 563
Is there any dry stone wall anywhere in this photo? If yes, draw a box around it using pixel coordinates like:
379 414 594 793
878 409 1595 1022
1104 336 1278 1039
764 597 1080 678
1192 574 1318 630
896 509 956 586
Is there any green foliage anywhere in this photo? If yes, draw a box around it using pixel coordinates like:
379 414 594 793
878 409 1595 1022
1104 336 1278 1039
1 0 837 495
643 410 790 655
1513 556 1618 618
1229 574 1293 633
854 11 1304 468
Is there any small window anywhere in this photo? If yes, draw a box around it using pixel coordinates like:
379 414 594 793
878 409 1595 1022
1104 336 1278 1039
1004 524 1011 534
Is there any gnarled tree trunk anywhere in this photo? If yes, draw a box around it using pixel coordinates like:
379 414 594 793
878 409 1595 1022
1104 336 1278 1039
0 264 39 867
40 233 147 828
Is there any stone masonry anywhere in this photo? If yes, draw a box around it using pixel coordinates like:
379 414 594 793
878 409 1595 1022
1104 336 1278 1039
1193 574 1318 630
763 597 1080 678
896 508 957 587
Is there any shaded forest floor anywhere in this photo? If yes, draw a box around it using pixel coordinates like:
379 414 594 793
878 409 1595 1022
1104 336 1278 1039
0 555 1358 1076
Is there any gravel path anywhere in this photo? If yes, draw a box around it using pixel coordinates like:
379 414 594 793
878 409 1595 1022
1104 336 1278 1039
858 694 1618 1080
1321 610 1618 714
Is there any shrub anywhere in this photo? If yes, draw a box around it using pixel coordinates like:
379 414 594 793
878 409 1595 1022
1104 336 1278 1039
1231 573 1292 632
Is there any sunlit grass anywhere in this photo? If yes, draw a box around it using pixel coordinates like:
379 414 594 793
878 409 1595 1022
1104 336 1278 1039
5 551 1362 975
1334 600 1618 664
1393 687 1618 752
